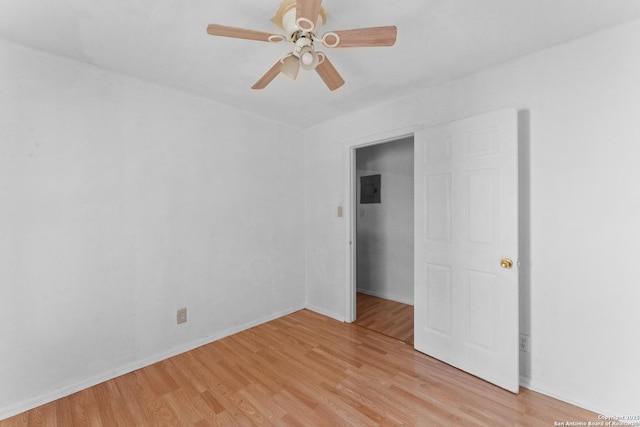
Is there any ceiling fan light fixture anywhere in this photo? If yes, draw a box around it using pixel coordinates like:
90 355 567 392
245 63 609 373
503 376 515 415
299 46 319 70
280 54 300 80
301 51 313 65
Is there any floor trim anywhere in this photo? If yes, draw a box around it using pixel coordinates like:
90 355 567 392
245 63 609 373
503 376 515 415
0 304 305 421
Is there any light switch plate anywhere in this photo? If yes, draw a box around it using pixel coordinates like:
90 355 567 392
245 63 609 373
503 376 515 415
519 334 530 353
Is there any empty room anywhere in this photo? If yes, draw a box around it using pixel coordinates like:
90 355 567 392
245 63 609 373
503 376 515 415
1 0 639 425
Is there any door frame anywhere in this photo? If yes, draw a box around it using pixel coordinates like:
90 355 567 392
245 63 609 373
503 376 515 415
345 125 421 322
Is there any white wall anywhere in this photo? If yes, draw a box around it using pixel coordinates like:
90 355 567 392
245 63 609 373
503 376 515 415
0 40 306 418
356 138 414 305
305 19 640 415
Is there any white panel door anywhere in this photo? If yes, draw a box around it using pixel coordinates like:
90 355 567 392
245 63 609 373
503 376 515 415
414 109 519 392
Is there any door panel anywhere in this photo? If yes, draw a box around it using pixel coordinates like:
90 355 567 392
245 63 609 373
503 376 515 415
425 174 452 241
414 109 519 393
425 263 452 336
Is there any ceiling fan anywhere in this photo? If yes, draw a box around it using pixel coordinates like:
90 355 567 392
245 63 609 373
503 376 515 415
206 0 397 91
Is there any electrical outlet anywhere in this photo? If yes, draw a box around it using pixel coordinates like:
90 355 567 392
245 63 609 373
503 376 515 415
177 308 187 325
519 334 530 353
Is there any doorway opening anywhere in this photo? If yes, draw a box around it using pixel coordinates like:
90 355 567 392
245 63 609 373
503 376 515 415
351 135 415 344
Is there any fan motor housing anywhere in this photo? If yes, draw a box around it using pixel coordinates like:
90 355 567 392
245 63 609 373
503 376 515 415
272 0 325 40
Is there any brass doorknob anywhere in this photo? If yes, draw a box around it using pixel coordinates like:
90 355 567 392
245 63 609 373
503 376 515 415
500 258 514 269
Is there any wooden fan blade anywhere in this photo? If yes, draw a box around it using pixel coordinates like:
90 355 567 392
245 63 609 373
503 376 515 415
252 61 282 90
207 24 284 43
323 26 397 48
315 54 344 91
296 0 323 32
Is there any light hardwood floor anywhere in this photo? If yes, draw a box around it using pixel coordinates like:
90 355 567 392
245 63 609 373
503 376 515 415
1 309 599 426
354 292 414 345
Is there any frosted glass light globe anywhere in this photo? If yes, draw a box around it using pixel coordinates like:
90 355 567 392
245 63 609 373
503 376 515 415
301 52 314 66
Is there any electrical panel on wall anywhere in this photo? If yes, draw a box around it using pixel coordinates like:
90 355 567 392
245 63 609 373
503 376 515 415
360 174 381 204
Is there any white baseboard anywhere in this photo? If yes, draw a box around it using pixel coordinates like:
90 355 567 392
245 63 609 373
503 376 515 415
4 306 618 421
356 288 414 306
0 304 305 421
520 375 609 416
305 303 346 323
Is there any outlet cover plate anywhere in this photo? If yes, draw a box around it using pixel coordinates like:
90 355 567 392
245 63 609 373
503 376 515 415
177 308 187 324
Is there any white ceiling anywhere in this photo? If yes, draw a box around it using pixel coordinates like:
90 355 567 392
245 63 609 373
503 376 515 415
2 0 640 127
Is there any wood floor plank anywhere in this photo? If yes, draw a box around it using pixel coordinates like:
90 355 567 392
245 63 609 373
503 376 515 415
354 292 414 345
26 401 56 427
162 388 207 426
2 309 601 426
